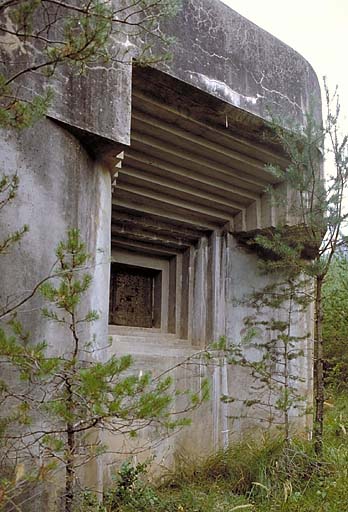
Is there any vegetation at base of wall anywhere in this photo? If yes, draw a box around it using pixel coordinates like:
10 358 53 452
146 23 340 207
239 82 348 454
0 229 208 512
79 393 348 512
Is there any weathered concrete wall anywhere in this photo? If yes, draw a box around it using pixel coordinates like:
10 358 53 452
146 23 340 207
1 0 320 149
108 232 313 467
0 117 111 350
46 60 132 146
0 0 319 502
0 119 112 507
154 0 322 129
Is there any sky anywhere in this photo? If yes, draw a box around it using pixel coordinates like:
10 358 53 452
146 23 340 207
221 0 348 122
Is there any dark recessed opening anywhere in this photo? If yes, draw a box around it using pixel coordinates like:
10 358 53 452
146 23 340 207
109 263 162 328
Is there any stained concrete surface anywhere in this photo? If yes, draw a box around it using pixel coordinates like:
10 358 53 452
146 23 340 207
0 0 320 503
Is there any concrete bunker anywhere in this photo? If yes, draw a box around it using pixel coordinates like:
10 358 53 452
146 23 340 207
0 0 322 502
110 66 291 347
106 65 315 459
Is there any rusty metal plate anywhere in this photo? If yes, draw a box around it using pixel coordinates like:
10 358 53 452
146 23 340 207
109 264 156 327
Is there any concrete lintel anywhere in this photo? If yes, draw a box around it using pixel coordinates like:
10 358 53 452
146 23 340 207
111 226 192 250
111 222 194 247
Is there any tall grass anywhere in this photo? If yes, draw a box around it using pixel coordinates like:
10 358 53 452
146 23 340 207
80 394 348 511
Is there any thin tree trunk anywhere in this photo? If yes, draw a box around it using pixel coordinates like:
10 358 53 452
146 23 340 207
65 421 75 512
283 285 293 473
284 340 290 448
313 275 324 454
66 305 78 512
284 302 291 449
65 374 75 512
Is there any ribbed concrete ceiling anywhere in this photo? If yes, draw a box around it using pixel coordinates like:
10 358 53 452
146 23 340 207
112 88 289 257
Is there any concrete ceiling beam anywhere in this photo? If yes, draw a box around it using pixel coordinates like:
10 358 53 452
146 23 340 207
111 210 204 240
114 183 235 223
113 197 220 231
111 237 182 256
124 151 259 202
118 168 245 213
111 223 194 248
130 134 269 191
132 112 275 182
132 92 289 169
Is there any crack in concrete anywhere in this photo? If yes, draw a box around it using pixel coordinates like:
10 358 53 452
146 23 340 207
250 71 304 113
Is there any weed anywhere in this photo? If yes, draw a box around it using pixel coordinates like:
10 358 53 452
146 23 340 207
80 394 348 511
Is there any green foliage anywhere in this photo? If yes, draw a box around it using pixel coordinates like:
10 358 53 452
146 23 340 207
73 490 107 512
0 229 205 511
246 83 348 452
0 0 182 127
322 254 348 389
104 460 160 511
253 84 348 280
206 98 343 450
214 276 310 447
0 84 53 129
93 394 348 511
0 173 28 260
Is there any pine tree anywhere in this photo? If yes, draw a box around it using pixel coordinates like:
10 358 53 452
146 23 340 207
0 229 208 511
214 274 310 451
0 0 181 127
249 82 348 453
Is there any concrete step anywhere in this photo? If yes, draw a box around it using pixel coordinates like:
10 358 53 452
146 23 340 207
110 333 189 345
109 325 175 337
110 339 197 359
108 327 199 358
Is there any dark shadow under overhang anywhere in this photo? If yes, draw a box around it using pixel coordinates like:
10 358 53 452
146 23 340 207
112 67 293 256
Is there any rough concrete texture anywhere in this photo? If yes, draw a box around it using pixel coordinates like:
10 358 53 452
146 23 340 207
46 60 132 146
0 0 321 502
1 0 320 149
0 119 112 508
43 0 321 143
156 0 321 129
0 4 133 146
0 118 111 347
107 232 313 466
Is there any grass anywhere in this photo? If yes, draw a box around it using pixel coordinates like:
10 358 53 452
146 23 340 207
82 393 348 512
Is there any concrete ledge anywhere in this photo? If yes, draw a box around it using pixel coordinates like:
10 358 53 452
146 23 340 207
154 0 321 129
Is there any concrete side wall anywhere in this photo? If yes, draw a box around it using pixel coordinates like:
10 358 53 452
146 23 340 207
0 118 111 350
0 119 112 506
